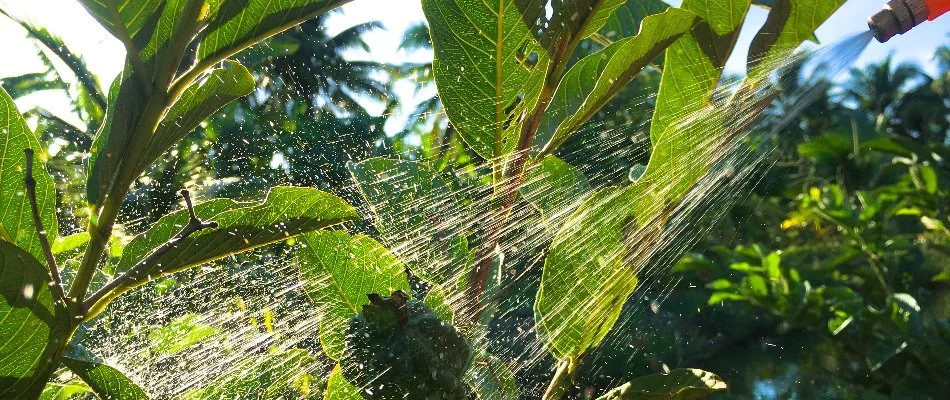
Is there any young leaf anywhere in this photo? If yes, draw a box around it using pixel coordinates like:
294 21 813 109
0 241 72 399
198 0 352 65
51 233 91 255
40 379 95 400
61 354 149 400
325 365 363 400
649 0 751 143
139 60 255 171
298 230 410 360
535 9 698 153
519 156 591 228
595 368 727 400
348 158 466 285
746 0 845 81
105 187 356 299
0 87 58 263
535 187 639 359
421 0 549 159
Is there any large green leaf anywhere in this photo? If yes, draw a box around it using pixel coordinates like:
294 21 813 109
746 0 845 81
348 158 466 285
0 241 71 399
421 0 549 159
535 187 639 359
0 87 58 263
519 156 591 228
138 60 254 171
324 365 363 400
76 0 164 42
535 9 698 153
298 230 410 361
62 354 149 400
198 0 350 65
649 0 751 143
595 369 727 400
104 187 356 302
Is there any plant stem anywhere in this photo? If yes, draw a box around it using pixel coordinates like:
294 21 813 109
67 193 122 304
23 149 63 297
83 190 217 318
543 357 579 400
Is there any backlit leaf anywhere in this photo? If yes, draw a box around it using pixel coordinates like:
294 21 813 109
0 87 58 263
0 241 71 398
298 230 410 360
421 0 549 159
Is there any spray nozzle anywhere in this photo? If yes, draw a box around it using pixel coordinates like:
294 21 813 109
869 0 950 42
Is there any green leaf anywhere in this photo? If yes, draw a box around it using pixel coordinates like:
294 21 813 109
107 187 356 300
520 156 591 228
536 9 697 153
62 354 149 400
324 365 363 400
298 231 410 361
0 87 58 263
650 0 751 143
535 187 640 359
598 0 671 42
76 0 163 42
0 240 71 399
139 60 255 172
191 349 320 399
348 158 466 285
421 0 549 159
40 379 95 400
51 233 90 255
746 0 845 81
596 368 727 400
198 0 350 65
146 313 219 356
465 351 520 400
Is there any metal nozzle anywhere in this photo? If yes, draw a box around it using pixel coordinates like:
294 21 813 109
868 0 930 42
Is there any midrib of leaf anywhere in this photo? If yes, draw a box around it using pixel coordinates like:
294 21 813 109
311 248 359 315
494 1 505 158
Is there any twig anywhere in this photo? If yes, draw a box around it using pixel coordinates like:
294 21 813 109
82 190 217 316
24 149 62 292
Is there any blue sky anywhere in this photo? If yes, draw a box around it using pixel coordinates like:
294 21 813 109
0 0 947 128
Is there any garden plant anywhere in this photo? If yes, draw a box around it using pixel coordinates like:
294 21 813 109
4 0 933 399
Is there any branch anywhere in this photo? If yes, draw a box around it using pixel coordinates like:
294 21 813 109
23 149 63 295
82 190 217 316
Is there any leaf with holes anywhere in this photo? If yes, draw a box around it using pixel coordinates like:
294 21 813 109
421 0 549 159
298 230 410 360
0 241 71 399
0 87 58 263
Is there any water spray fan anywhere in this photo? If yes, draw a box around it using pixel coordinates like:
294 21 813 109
868 0 950 42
